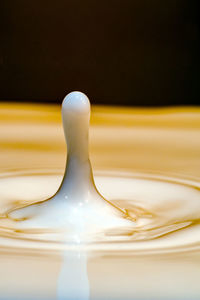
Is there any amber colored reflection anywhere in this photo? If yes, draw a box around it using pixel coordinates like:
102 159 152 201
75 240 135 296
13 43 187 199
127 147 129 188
0 103 200 181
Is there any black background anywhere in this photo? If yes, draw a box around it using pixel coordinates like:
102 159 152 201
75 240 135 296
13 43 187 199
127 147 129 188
0 0 199 106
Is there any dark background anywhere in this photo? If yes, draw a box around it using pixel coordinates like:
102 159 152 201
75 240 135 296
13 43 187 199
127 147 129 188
0 0 199 106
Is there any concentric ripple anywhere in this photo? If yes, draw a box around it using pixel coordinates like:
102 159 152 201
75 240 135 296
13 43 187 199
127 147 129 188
0 169 199 253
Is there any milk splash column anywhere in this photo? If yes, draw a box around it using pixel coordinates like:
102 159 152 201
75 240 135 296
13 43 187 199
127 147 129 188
10 92 133 239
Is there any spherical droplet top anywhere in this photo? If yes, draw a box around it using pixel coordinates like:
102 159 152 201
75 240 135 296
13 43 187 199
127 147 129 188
62 91 90 115
61 91 91 160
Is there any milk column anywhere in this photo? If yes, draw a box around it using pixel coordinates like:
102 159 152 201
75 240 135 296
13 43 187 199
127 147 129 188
10 91 133 239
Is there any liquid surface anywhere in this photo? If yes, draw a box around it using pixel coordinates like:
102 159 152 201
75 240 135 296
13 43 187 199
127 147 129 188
0 170 200 253
0 100 200 299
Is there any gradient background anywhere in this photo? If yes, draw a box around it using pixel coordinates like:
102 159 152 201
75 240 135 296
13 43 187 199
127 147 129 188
0 0 199 106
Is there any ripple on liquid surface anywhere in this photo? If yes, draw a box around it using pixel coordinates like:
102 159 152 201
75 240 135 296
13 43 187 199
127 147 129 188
0 170 200 253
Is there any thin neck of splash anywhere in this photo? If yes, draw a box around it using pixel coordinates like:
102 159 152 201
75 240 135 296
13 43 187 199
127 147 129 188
58 91 96 196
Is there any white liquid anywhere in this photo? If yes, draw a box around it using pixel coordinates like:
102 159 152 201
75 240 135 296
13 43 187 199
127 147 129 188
0 95 200 300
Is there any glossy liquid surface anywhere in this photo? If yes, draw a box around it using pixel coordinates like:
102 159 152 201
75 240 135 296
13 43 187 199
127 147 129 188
0 102 200 299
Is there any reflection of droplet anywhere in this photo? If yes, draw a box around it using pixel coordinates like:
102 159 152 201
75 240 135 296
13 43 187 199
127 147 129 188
57 251 89 300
